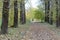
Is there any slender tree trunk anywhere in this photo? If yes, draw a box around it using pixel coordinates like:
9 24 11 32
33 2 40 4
47 0 50 23
1 0 10 34
20 0 26 24
14 0 18 28
58 0 60 26
55 0 59 27
56 0 60 27
49 1 53 25
49 11 53 25
45 0 50 23
45 1 47 22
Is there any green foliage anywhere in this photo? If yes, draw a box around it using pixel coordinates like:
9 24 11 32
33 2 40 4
34 9 44 20
26 8 35 20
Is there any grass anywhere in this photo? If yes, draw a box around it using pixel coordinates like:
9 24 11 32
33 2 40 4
8 20 30 34
0 20 30 40
44 23 60 36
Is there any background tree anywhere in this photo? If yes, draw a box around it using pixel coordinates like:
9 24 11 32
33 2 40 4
44 0 50 23
49 0 53 25
13 0 18 28
20 0 26 24
55 0 59 27
58 0 60 26
46 0 50 23
45 0 47 22
55 0 60 27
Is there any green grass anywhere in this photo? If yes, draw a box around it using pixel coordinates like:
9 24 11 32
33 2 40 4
8 20 30 34
5 21 30 40
44 23 60 36
0 21 31 40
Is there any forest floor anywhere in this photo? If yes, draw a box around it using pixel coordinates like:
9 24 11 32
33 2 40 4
0 22 60 40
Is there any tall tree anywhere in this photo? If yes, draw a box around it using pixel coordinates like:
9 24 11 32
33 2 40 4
20 0 26 24
13 0 18 28
49 0 53 25
55 0 59 27
47 0 50 23
49 11 53 24
45 0 48 22
45 0 50 23
58 0 60 26
55 0 60 27
1 0 10 34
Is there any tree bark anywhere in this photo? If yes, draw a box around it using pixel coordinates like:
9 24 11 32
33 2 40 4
14 0 18 28
55 0 59 27
47 0 50 23
45 0 50 23
58 0 60 26
1 0 10 34
49 11 53 25
45 1 47 22
20 0 26 24
48 0 53 25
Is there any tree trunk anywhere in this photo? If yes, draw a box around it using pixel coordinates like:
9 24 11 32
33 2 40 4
45 1 47 22
14 0 18 28
45 0 50 23
49 11 53 25
58 0 60 26
55 0 59 27
47 0 50 23
48 0 53 25
1 0 10 34
20 0 26 24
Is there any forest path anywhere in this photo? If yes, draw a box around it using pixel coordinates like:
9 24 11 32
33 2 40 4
0 23 60 40
20 23 60 40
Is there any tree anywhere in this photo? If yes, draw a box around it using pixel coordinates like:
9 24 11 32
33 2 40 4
13 0 18 28
55 0 59 27
45 0 50 23
45 0 48 22
47 0 50 23
55 0 60 27
1 0 10 34
49 11 53 24
49 0 53 25
20 0 26 24
58 0 60 26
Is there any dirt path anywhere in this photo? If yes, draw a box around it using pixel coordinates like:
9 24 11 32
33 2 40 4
0 23 60 40
21 23 60 40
